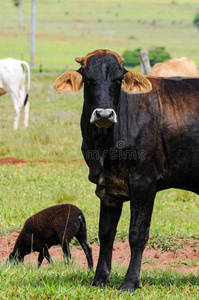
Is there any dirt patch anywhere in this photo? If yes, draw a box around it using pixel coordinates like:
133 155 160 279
0 157 84 165
73 19 86 23
1 232 198 274
0 157 26 164
148 25 164 29
1 33 21 38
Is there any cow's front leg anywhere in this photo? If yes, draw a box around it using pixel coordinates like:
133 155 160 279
119 175 157 293
92 201 123 288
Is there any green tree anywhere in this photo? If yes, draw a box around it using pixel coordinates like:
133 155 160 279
122 47 171 68
122 49 141 68
193 12 199 30
149 47 171 67
13 0 20 6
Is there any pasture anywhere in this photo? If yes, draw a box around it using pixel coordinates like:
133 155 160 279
0 0 199 299
1 0 199 70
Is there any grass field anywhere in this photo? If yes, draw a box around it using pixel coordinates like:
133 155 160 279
0 73 198 299
1 263 198 299
0 0 199 298
1 0 199 71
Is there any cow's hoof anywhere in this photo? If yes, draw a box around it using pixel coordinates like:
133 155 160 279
118 282 141 293
90 276 110 289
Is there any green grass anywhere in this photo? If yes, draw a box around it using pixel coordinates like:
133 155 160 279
1 262 198 299
1 0 199 71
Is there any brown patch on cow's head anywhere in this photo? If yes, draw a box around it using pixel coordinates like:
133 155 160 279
75 49 124 68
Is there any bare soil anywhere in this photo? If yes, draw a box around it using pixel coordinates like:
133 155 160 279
0 157 26 164
0 231 199 274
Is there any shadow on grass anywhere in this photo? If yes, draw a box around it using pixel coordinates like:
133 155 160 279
110 269 199 289
142 273 198 287
36 268 199 290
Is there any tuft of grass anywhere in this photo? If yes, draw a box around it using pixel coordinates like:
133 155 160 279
147 235 189 252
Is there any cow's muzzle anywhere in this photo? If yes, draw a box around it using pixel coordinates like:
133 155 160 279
90 108 117 128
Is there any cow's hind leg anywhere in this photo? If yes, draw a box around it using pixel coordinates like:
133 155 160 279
92 202 123 288
119 174 156 293
23 100 29 128
10 91 20 130
18 84 29 129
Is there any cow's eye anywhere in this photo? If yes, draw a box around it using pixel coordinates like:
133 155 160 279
83 78 95 86
113 76 124 85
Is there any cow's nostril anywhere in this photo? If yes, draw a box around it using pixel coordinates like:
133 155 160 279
109 111 114 118
95 110 101 119
95 109 113 119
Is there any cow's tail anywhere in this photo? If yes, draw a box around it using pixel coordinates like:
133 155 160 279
19 60 31 107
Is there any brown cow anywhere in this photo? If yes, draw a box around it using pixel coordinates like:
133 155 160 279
149 57 199 77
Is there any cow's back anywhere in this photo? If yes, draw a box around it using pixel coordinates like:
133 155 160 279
0 58 25 92
146 77 199 190
149 58 199 77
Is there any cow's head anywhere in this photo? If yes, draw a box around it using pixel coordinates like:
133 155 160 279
54 50 152 128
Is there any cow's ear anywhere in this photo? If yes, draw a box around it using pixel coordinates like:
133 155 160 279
122 70 152 94
53 70 83 93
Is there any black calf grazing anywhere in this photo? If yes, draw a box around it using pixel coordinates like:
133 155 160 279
7 204 93 269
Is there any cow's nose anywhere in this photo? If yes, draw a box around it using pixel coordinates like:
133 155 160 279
95 109 114 120
90 108 117 128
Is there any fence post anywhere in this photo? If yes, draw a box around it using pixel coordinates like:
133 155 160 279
140 50 151 75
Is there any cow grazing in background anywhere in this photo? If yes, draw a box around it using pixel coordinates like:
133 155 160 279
54 49 199 292
149 57 199 77
0 58 30 129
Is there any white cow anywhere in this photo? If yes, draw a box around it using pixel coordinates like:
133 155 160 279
0 58 30 129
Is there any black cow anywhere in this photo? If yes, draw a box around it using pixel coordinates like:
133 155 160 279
54 49 199 292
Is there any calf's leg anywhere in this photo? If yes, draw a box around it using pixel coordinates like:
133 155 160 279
76 233 93 269
59 235 71 262
7 250 24 264
38 246 52 268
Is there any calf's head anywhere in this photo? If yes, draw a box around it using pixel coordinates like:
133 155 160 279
54 49 152 128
